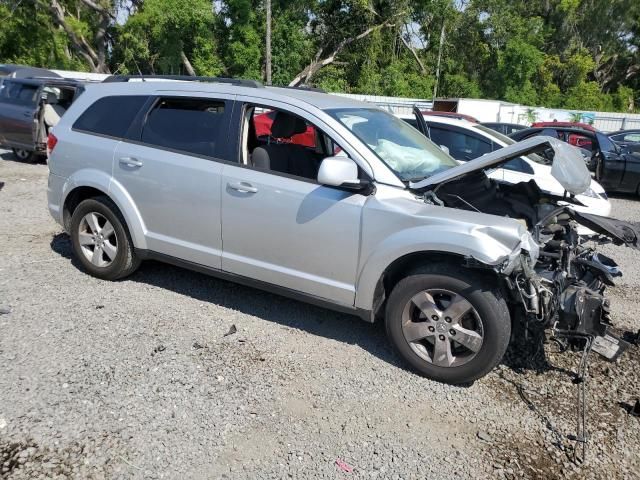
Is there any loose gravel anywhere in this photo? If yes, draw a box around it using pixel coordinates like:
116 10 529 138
1 151 639 479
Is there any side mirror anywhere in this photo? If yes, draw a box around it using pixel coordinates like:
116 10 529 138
318 156 370 191
440 145 450 155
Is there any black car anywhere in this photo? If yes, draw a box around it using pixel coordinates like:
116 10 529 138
608 129 640 156
609 129 640 145
481 122 527 136
0 74 85 162
510 126 640 195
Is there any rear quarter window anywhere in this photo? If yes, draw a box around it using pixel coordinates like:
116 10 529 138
73 95 148 138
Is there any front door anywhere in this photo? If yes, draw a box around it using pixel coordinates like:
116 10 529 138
220 103 366 305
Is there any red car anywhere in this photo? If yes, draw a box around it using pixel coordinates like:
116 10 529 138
253 111 316 148
532 122 597 149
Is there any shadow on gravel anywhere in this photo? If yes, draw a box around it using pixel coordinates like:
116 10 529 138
0 150 46 164
49 233 419 376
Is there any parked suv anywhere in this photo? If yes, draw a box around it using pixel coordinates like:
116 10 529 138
0 75 84 162
47 76 637 384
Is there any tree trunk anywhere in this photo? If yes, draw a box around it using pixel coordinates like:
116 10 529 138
44 0 113 73
432 21 446 101
289 19 396 86
180 51 196 76
265 0 272 85
400 26 426 74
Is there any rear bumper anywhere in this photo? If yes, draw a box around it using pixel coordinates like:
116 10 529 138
47 173 66 227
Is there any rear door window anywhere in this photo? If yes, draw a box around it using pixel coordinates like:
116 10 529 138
140 97 231 158
0 81 39 105
428 125 492 161
73 95 149 138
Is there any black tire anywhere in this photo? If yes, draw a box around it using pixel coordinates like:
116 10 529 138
385 263 511 384
595 155 604 182
12 148 39 163
69 196 140 280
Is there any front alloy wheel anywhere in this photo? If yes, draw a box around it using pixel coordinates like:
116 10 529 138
385 264 511 384
401 289 484 368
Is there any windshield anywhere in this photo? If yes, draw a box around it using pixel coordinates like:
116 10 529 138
328 108 458 181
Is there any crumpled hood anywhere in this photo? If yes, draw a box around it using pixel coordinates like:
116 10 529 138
571 211 640 249
410 136 591 195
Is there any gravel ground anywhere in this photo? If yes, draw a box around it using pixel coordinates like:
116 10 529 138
1 151 639 479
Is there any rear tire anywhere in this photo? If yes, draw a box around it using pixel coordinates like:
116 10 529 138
385 264 511 384
12 148 39 163
69 196 140 280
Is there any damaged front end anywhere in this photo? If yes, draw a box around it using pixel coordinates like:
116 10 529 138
411 136 638 361
513 206 636 361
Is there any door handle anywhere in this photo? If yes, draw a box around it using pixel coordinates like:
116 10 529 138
227 181 258 193
119 157 143 168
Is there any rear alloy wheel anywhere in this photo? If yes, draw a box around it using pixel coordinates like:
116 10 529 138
70 196 140 280
77 212 118 268
385 264 511 384
12 148 38 163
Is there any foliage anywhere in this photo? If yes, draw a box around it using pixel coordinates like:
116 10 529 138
0 0 638 112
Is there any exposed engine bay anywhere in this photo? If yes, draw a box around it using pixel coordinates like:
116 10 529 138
422 170 637 361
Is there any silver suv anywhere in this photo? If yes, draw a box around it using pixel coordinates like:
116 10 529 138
47 76 637 384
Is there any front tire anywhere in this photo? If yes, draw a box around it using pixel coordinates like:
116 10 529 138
70 196 140 280
385 264 511 384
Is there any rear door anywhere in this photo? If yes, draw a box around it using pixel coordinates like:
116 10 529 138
0 80 40 148
113 94 235 268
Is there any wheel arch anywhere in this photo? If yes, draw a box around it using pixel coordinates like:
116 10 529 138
61 170 147 249
354 229 514 322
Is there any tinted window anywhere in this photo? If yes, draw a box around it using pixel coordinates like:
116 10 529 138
428 126 492 161
74 95 148 138
0 81 38 105
141 97 229 157
503 158 534 174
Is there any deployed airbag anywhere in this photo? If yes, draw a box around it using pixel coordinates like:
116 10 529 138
549 138 591 195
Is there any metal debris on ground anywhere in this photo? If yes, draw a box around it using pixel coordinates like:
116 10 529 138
151 344 166 355
223 324 237 337
0 306 11 315
335 458 353 473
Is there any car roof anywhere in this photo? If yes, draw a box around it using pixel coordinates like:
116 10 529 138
3 77 84 87
395 112 476 127
609 129 640 135
481 122 525 127
80 79 377 111
532 121 597 132
513 126 598 139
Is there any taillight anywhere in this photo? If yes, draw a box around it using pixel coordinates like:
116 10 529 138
47 133 58 154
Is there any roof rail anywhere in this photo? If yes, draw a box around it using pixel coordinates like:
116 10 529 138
275 85 326 93
102 75 263 88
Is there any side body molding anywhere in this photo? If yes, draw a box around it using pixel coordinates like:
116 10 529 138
61 169 148 250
